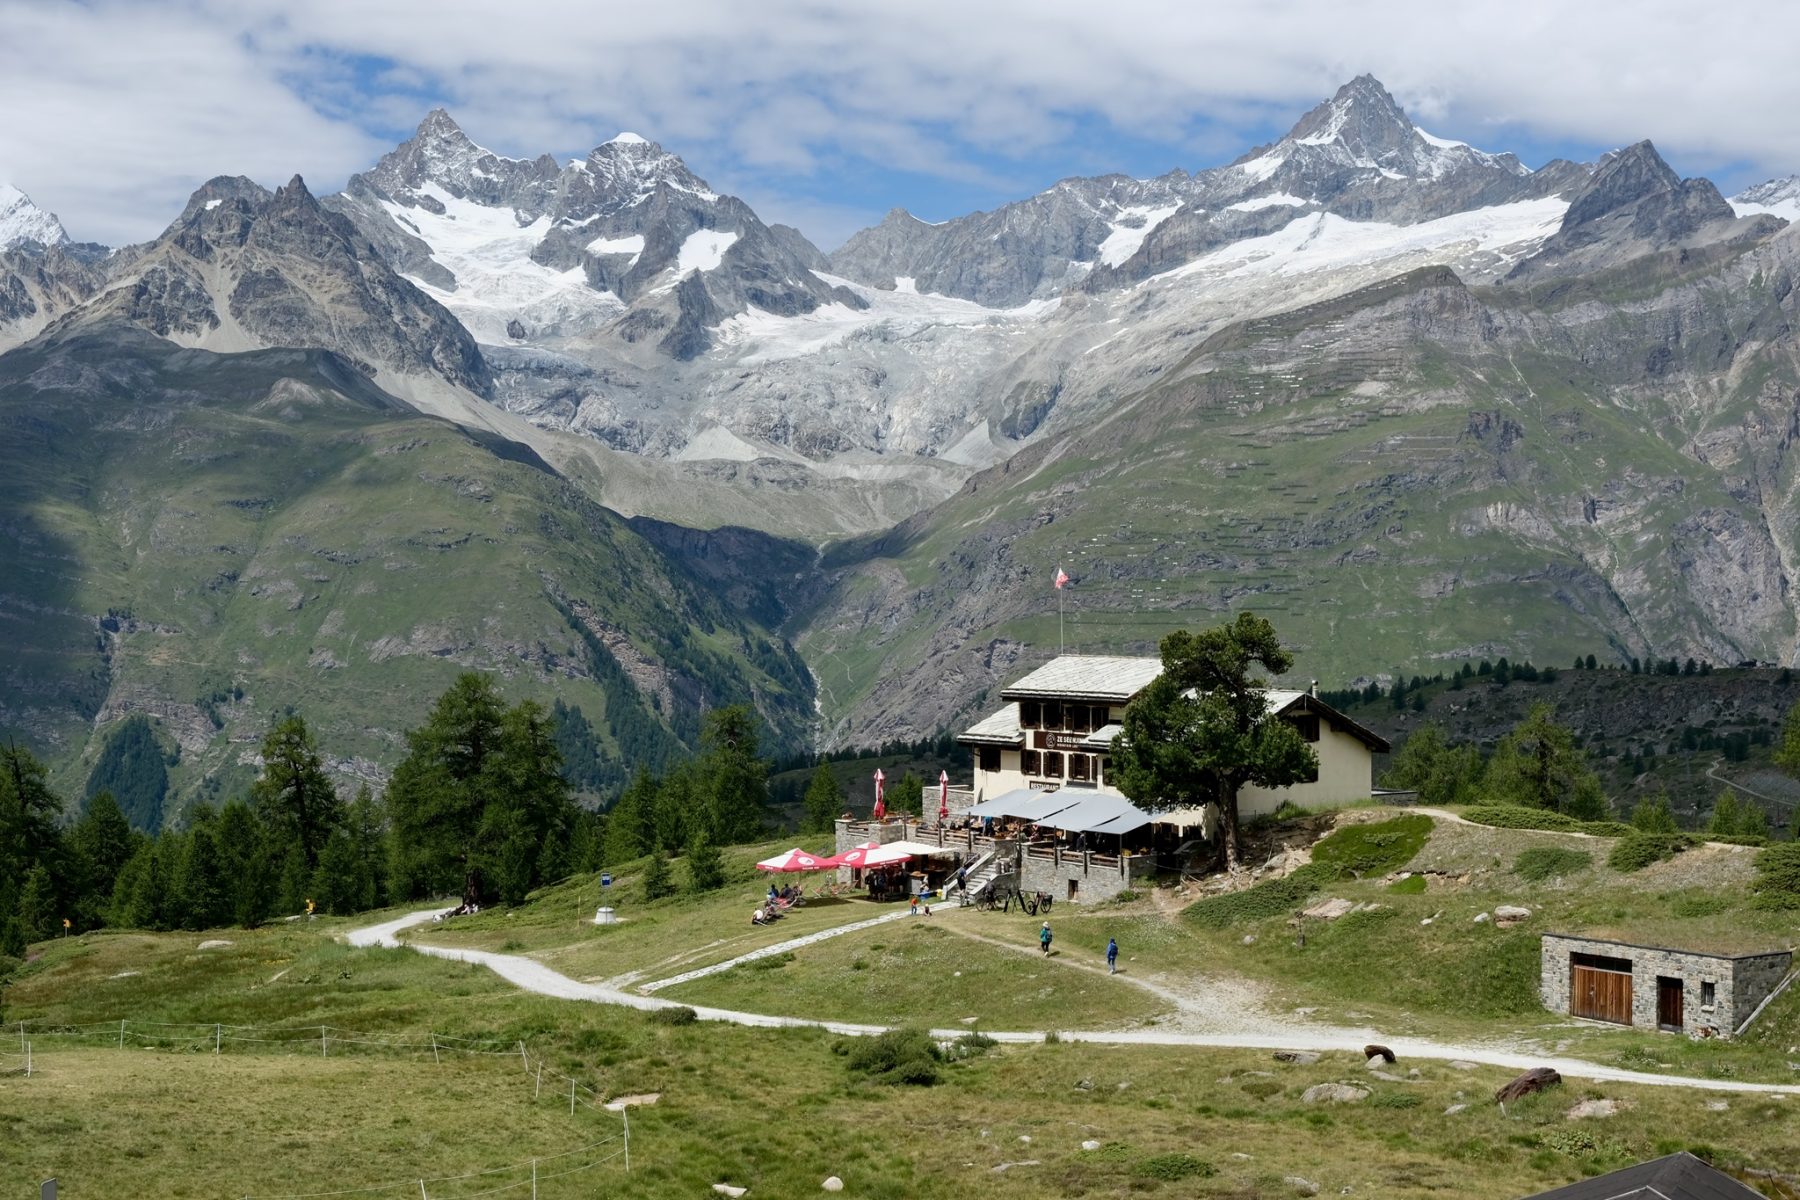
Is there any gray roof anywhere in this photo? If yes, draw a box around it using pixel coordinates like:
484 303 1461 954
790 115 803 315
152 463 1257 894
959 703 1024 747
965 788 1083 823
1517 1152 1765 1200
1081 723 1122 749
1040 792 1151 835
999 655 1164 702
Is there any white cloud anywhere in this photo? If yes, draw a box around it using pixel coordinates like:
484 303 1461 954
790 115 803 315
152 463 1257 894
2 0 1798 245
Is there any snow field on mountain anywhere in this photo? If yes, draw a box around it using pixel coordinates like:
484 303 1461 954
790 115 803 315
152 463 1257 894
1097 204 1182 266
382 183 623 343
1226 193 1308 212
715 272 1057 365
1159 196 1569 285
675 229 739 272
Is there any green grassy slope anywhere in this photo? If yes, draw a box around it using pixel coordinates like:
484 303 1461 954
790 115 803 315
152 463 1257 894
0 328 813 819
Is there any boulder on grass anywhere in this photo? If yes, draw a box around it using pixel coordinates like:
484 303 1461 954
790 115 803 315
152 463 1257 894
1302 1082 1370 1104
1494 1067 1561 1104
1363 1044 1396 1063
1274 1050 1321 1065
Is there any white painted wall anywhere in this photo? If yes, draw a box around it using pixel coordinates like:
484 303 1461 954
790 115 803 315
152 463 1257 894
1239 720 1374 816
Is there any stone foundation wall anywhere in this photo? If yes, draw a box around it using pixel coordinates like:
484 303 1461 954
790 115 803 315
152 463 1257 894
1018 849 1144 904
1540 933 1793 1040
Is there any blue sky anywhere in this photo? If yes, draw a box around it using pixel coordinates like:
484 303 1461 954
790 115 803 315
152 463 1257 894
3 0 1796 248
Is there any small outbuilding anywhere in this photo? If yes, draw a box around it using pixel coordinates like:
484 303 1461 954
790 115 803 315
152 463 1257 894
1540 933 1793 1039
1517 1150 1766 1199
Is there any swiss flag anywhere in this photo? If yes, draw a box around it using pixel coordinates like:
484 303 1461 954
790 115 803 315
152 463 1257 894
1054 567 1070 590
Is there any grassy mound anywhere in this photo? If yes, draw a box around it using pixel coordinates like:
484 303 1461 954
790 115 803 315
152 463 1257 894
1512 848 1593 882
1188 814 1433 929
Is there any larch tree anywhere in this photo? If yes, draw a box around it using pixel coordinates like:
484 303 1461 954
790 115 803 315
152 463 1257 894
1111 615 1318 871
251 716 342 873
697 706 768 846
1484 703 1608 818
802 764 844 834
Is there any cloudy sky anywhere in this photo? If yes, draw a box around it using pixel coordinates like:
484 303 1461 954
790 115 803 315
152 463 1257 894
3 0 1797 248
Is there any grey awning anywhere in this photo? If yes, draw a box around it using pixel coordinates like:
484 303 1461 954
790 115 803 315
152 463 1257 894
965 788 1082 823
1038 792 1152 835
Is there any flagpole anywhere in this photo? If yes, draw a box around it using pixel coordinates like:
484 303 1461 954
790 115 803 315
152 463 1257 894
1059 586 1064 654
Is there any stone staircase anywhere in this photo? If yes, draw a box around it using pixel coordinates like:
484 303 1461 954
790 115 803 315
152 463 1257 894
955 849 1011 905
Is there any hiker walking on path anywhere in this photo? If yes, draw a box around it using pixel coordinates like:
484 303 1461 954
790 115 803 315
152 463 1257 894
1039 921 1053 955
1107 937 1118 974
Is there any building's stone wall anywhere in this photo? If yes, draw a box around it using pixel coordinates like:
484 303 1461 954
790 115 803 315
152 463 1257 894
1540 933 1793 1040
1018 847 1145 904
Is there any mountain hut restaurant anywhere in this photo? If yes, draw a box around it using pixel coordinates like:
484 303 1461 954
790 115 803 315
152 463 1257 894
833 654 1390 904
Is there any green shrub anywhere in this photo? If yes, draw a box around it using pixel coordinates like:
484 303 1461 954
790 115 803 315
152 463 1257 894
1133 1153 1215 1181
1463 806 1584 833
1751 843 1800 910
1608 833 1691 873
1187 861 1339 928
1579 821 1634 838
1706 834 1770 848
1512 848 1593 882
945 1032 998 1061
843 1027 943 1086
747 951 796 972
649 1006 698 1026
1387 874 1428 894
1111 890 1140 904
1311 814 1434 876
1240 1078 1283 1100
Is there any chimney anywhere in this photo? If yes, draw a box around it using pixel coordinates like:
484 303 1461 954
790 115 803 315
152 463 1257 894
1310 679 1318 697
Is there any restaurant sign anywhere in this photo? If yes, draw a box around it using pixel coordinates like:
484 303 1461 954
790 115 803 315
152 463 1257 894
1034 731 1090 751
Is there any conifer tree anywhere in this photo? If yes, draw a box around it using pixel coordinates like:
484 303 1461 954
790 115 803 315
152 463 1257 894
173 824 228 930
685 828 725 893
698 705 767 845
72 792 138 928
802 764 844 834
252 716 342 873
215 800 273 927
1484 704 1608 818
640 847 675 901
1112 615 1318 870
1630 791 1679 833
604 767 656 865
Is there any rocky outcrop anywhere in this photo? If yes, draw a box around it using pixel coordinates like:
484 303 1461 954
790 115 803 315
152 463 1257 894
56 174 492 395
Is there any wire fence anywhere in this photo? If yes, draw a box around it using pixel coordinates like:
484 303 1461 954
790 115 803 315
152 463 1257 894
4 1018 633 1197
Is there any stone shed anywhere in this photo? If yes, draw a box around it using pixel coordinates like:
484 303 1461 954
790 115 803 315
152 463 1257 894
1540 933 1794 1039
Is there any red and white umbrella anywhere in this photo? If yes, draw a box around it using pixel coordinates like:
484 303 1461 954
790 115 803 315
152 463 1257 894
755 847 832 873
823 840 881 869
872 767 886 821
938 770 950 821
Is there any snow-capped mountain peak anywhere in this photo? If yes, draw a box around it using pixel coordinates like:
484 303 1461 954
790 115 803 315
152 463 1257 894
1731 176 1800 223
604 132 651 146
0 184 70 249
1237 74 1528 185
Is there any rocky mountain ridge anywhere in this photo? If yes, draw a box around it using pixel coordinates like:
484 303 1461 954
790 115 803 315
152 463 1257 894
324 111 863 361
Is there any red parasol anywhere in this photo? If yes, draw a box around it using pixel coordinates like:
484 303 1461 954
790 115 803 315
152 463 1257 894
822 840 881 869
755 847 832 872
938 769 950 821
872 767 886 820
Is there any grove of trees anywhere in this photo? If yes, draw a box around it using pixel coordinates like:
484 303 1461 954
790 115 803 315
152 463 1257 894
0 674 794 955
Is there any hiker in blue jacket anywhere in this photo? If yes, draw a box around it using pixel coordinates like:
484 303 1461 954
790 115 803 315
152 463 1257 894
1106 937 1118 974
1039 921 1053 955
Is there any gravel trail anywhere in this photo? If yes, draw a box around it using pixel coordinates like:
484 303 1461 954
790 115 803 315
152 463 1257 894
347 909 1800 1096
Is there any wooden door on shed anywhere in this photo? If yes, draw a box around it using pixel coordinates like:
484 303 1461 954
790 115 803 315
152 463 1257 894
1570 953 1634 1025
1657 976 1684 1030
